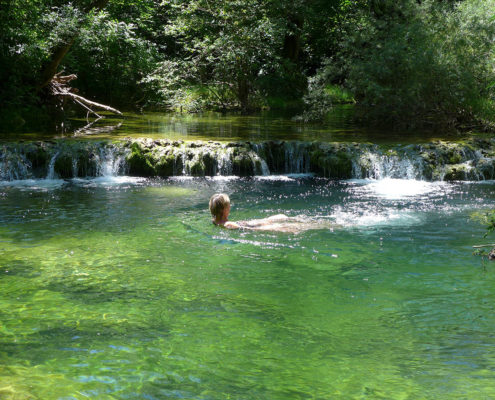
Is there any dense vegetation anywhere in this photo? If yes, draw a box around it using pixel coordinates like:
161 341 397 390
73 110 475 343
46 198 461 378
1 0 494 131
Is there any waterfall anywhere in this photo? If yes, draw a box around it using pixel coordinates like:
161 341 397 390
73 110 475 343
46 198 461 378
284 142 310 173
259 158 270 175
352 150 424 180
251 143 270 175
0 146 31 181
216 147 234 175
46 151 59 179
97 146 127 176
0 138 493 181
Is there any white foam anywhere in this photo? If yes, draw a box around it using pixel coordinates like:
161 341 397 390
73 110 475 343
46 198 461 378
168 176 195 182
73 176 146 186
332 207 422 228
0 179 65 189
207 176 240 181
350 178 447 199
254 173 314 182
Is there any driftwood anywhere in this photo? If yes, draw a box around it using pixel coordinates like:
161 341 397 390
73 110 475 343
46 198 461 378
472 244 495 248
56 91 122 115
48 72 122 117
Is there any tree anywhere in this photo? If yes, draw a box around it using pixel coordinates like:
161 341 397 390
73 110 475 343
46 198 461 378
302 0 495 129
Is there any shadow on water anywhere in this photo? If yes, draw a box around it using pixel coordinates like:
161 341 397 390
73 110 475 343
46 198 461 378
0 106 475 144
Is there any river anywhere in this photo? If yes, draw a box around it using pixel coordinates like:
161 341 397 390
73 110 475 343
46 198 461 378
0 111 494 399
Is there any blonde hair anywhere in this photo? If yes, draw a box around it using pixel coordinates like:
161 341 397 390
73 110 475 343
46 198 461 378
209 193 230 219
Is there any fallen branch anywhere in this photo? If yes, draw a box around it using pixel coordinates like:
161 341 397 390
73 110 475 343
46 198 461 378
73 98 102 119
47 72 122 117
472 244 495 248
57 91 122 115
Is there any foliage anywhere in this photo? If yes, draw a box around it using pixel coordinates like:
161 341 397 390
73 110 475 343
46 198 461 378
3 0 495 130
65 10 160 107
159 0 286 112
303 0 495 129
297 58 354 122
472 210 495 237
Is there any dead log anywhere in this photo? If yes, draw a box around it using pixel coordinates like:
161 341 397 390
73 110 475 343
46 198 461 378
56 91 122 115
38 40 75 90
53 73 78 85
48 72 122 117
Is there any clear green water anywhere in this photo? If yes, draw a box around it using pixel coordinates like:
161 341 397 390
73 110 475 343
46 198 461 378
2 107 466 143
0 176 494 399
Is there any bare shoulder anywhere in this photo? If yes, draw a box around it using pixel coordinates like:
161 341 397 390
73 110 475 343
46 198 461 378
224 221 241 229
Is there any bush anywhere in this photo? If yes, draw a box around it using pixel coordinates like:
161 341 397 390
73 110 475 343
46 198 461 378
65 11 160 108
303 0 495 130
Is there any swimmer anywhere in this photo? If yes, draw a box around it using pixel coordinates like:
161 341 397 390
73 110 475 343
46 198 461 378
209 193 335 233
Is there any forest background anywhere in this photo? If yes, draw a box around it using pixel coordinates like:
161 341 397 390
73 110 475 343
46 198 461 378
1 0 495 132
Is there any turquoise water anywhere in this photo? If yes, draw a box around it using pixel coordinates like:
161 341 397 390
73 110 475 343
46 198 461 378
0 176 494 399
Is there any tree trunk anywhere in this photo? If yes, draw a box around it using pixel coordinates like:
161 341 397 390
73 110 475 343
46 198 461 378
282 13 304 63
37 0 110 90
238 79 250 115
38 39 75 89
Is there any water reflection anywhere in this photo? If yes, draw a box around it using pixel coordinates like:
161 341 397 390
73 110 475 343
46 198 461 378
1 106 470 143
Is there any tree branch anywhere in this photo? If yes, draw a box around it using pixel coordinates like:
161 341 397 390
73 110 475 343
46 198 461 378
57 91 122 115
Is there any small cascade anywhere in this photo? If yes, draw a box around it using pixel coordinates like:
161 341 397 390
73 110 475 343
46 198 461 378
284 142 311 173
250 143 270 175
46 151 59 179
250 141 311 174
72 157 78 178
352 149 425 180
181 149 188 175
97 146 128 176
0 138 494 181
259 158 270 175
0 146 32 181
216 147 234 175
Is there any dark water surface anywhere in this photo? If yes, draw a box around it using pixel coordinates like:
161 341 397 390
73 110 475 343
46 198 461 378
0 176 494 399
1 107 467 143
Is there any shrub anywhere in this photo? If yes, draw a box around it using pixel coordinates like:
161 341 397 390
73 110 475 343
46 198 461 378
303 0 495 130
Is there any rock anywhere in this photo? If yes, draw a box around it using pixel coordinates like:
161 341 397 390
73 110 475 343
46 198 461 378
77 153 98 177
442 163 475 181
155 154 175 176
54 154 73 178
475 158 495 180
127 142 156 176
310 149 353 179
189 158 205 176
202 152 217 176
25 145 49 172
233 154 255 176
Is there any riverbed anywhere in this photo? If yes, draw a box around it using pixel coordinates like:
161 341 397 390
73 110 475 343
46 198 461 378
0 175 494 399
